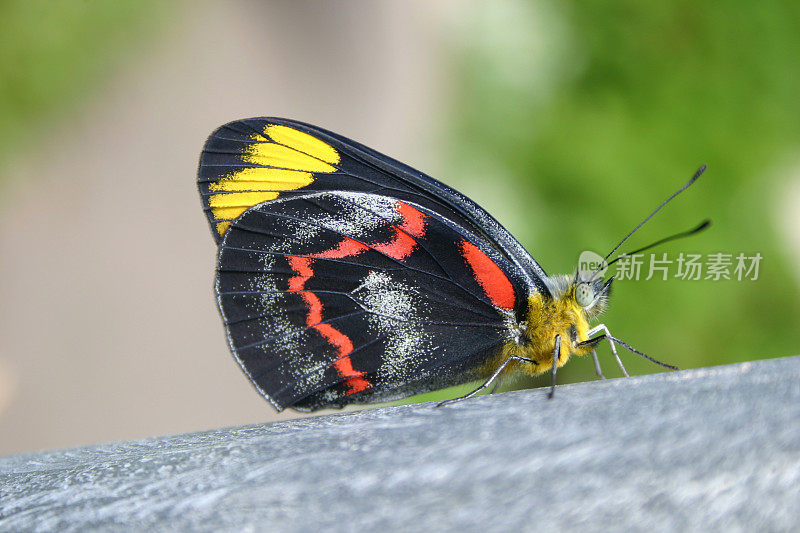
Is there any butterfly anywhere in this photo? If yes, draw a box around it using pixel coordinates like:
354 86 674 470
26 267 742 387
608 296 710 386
198 117 706 411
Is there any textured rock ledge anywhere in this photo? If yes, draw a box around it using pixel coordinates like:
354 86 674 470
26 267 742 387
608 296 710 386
2 356 799 532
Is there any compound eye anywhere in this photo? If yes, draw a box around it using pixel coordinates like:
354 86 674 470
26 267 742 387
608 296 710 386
575 283 594 307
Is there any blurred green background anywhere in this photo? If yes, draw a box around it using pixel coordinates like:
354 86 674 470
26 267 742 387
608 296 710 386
1 1 798 453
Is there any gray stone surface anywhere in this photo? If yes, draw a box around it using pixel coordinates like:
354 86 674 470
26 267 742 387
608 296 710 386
2 356 799 532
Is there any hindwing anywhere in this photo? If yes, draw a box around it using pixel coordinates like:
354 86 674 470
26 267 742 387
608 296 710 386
216 191 525 410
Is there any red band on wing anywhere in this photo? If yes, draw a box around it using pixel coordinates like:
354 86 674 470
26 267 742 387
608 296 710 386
372 202 426 260
287 255 370 395
309 237 368 259
287 256 313 292
282 202 428 397
315 324 371 393
397 202 426 237
459 239 516 310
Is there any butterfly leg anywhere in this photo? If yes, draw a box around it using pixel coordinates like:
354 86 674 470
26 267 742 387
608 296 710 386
576 337 607 379
436 354 538 407
547 334 561 399
587 324 629 377
437 357 513 407
591 349 606 379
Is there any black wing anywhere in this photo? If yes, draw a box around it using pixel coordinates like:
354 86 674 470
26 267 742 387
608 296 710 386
216 191 524 410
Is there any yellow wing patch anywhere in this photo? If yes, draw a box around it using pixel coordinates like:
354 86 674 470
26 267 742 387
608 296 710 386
208 168 314 192
265 125 340 165
243 143 336 173
209 191 280 220
208 124 340 237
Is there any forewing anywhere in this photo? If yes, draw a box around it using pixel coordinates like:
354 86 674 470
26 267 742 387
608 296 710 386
198 117 548 296
216 192 524 410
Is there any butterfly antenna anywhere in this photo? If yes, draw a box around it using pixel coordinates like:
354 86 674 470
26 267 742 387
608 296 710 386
603 164 706 263
606 219 711 267
604 164 706 259
587 164 706 281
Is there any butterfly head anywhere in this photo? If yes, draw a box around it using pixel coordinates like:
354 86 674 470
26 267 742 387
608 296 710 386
508 274 612 374
543 274 613 321
573 275 613 319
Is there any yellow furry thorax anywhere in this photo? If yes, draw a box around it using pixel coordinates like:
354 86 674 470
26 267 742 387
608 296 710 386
491 274 609 377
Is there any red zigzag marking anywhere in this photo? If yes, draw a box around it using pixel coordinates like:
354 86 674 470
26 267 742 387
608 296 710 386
287 252 371 395
285 201 427 396
373 202 426 259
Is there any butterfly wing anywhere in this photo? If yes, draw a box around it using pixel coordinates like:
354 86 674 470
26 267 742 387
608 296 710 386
216 191 525 410
198 117 550 299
